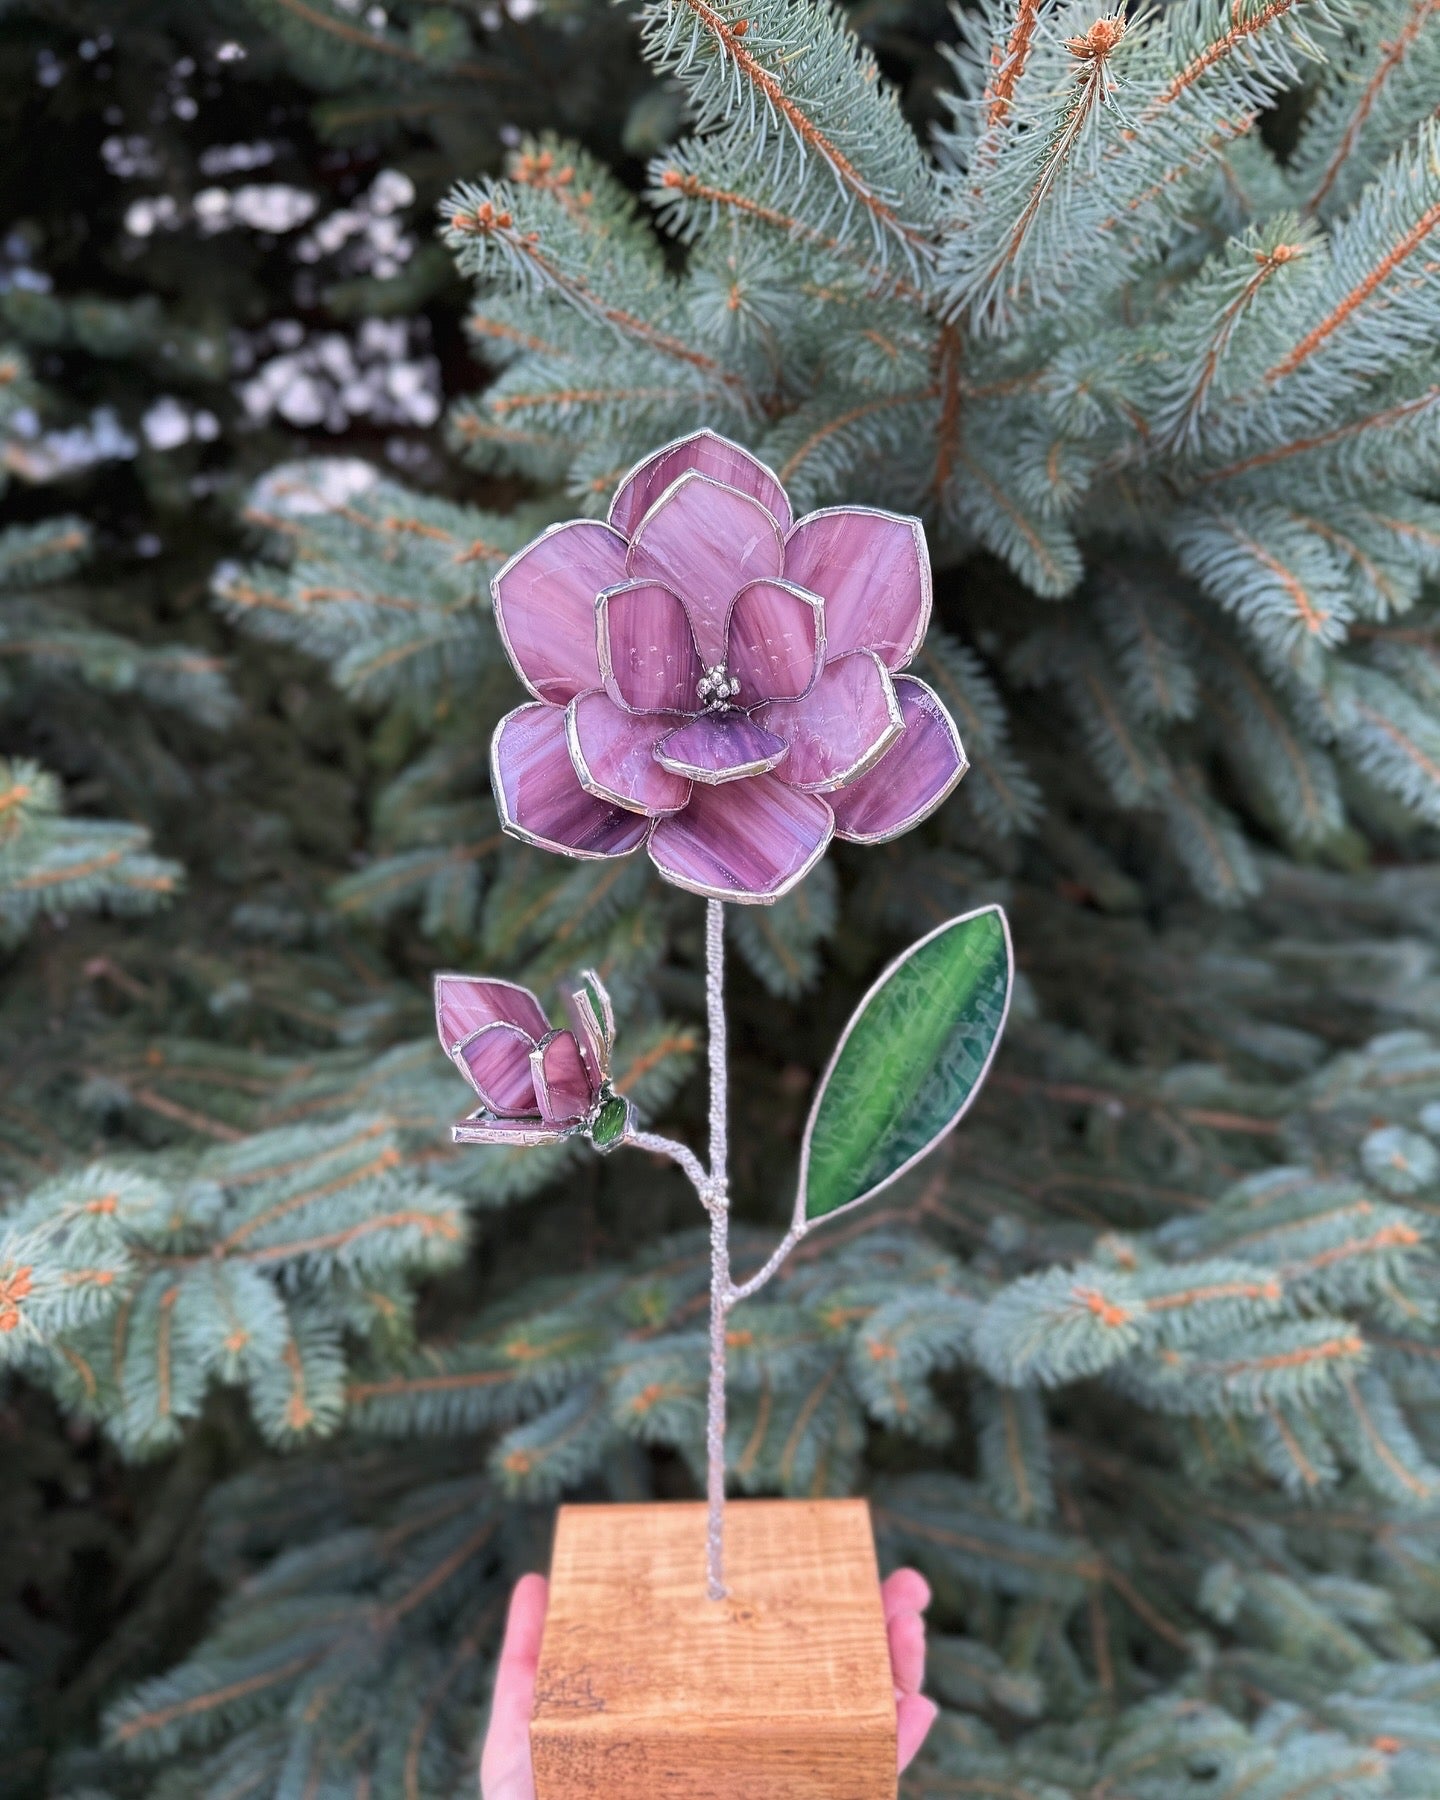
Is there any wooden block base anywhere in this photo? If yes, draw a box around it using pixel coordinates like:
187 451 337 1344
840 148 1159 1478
531 1498 897 1800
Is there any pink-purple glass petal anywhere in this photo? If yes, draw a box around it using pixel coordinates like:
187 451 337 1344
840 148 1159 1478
608 429 792 539
492 703 652 859
647 775 834 903
452 1113 564 1147
565 690 690 817
435 974 550 1054
491 520 629 704
653 712 790 785
532 1030 594 1125
757 649 904 792
596 581 705 716
564 985 608 1087
627 474 785 664
457 1021 541 1115
783 508 930 670
724 579 824 703
831 675 969 843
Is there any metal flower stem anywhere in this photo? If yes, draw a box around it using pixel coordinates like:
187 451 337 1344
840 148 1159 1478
703 898 730 1601
632 899 807 1600
699 903 808 1597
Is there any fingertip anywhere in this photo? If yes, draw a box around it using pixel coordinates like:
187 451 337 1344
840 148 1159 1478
506 1574 549 1659
896 1694 939 1774
513 1571 550 1607
882 1567 932 1621
482 1577 549 1800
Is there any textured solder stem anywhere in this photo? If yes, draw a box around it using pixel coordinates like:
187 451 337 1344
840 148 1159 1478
704 898 730 1601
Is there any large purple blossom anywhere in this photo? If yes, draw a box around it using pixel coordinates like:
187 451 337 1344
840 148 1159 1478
489 430 968 904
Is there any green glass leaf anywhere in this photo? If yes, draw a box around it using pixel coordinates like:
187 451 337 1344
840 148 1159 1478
589 1092 631 1153
797 905 1012 1225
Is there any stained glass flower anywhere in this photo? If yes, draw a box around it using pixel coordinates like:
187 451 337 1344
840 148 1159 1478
435 968 631 1149
489 429 968 904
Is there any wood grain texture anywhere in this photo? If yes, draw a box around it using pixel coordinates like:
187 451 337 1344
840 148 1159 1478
531 1498 898 1800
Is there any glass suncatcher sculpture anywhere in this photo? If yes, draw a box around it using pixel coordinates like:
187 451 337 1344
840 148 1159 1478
435 431 1013 1599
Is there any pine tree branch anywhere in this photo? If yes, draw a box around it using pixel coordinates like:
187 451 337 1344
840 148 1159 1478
1265 200 1440 384
975 17 1127 308
984 0 1045 131
651 162 926 301
1302 0 1440 214
773 389 936 485
110 1650 325 1746
651 0 936 259
1164 236 1311 447
444 196 748 399
263 0 508 80
1138 0 1307 121
1198 384 1440 482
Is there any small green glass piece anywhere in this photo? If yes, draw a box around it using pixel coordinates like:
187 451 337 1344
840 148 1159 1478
799 906 1012 1224
589 1091 630 1152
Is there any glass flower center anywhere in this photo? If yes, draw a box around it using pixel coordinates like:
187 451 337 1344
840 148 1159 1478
697 661 740 709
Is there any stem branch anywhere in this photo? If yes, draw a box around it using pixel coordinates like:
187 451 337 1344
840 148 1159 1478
728 1224 806 1304
628 1130 713 1202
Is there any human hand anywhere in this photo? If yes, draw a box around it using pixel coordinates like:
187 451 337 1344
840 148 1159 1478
480 1566 939 1800
481 1575 549 1800
882 1566 941 1772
